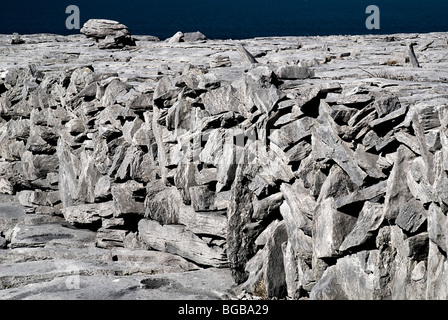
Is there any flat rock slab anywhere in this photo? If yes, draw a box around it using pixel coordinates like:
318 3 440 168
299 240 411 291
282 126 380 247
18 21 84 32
0 267 235 300
0 195 63 235
0 195 29 232
9 223 97 249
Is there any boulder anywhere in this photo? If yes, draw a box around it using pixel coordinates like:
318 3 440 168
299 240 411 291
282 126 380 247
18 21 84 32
62 202 114 229
138 219 228 268
384 145 416 221
339 202 385 252
80 19 131 39
313 197 357 258
275 65 314 80
184 31 207 42
80 19 136 49
111 181 145 217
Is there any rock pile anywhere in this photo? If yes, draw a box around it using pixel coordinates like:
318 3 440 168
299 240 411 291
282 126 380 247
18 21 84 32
0 30 448 299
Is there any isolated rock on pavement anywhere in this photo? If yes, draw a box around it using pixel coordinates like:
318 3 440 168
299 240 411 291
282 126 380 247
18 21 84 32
80 19 136 49
81 19 131 39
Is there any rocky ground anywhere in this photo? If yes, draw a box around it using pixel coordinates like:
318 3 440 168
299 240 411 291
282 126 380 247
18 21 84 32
0 24 448 300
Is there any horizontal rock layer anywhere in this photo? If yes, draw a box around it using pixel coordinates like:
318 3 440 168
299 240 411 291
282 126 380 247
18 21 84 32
1 30 448 300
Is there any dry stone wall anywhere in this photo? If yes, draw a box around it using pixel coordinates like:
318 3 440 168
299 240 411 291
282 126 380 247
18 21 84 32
0 28 448 299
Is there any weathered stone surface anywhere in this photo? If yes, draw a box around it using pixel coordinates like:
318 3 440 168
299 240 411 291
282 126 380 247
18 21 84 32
339 202 384 252
0 267 235 300
310 250 386 300
184 31 207 42
62 202 114 229
111 181 145 216
374 95 402 117
334 180 387 211
138 219 228 268
313 198 357 258
8 223 96 249
427 203 446 253
81 19 131 39
313 101 367 186
1 31 448 301
275 65 314 80
384 145 416 221
264 221 288 298
426 241 448 299
280 182 314 237
145 186 183 224
270 117 314 151
395 198 427 233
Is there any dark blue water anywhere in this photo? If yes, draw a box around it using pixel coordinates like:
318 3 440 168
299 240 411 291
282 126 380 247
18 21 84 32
0 0 447 39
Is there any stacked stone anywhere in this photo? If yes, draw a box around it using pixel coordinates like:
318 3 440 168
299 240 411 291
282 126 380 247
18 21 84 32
0 29 447 300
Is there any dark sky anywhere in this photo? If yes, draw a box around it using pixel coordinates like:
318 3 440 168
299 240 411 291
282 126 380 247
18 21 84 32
1 0 447 39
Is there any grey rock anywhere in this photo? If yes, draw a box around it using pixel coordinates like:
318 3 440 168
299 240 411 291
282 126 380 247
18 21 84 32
62 202 114 229
418 106 440 131
282 240 306 298
183 31 207 42
395 198 427 233
264 221 288 298
239 247 267 296
112 181 145 217
11 33 25 45
0 236 6 249
394 131 421 155
384 145 416 221
9 223 96 249
412 113 436 185
210 55 232 68
339 202 384 252
427 203 446 253
280 181 315 237
426 130 442 152
426 241 448 299
199 128 239 188
329 104 358 125
81 19 131 39
334 180 387 211
236 44 258 64
167 31 184 43
295 155 327 198
174 163 199 204
332 94 374 108
355 145 387 179
270 117 314 151
275 65 314 80
252 192 283 221
317 165 355 203
178 207 228 239
374 95 402 117
201 85 241 116
371 104 407 128
145 186 182 225
227 147 262 283
0 268 235 300
96 228 127 248
98 34 136 49
138 219 228 268
1 31 448 301
313 197 357 258
313 100 367 186
189 185 217 212
310 250 386 300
